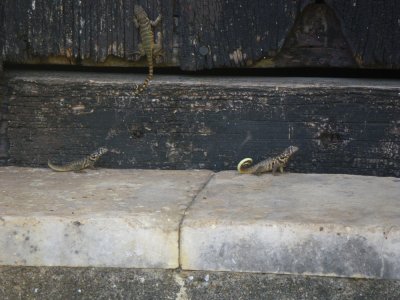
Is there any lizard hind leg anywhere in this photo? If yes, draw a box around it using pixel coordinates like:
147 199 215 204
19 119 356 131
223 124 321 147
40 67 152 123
272 163 280 176
130 43 145 61
153 32 164 64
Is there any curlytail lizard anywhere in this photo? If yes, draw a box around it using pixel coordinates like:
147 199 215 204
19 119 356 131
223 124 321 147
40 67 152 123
237 145 299 175
48 147 108 172
133 5 162 94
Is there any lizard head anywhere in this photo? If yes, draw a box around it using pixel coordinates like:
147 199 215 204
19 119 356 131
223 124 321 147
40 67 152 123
89 147 109 161
134 5 145 17
284 145 299 156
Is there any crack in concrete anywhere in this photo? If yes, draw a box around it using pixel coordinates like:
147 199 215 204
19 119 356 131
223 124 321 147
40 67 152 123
178 172 215 268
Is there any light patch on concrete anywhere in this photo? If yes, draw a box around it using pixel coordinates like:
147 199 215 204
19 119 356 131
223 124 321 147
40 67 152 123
181 171 400 279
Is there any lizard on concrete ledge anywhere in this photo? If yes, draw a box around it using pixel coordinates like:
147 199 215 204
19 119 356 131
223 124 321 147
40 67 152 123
132 5 163 94
237 145 299 175
48 147 108 172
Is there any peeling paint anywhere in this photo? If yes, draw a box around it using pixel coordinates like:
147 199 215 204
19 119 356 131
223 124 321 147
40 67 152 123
229 48 247 66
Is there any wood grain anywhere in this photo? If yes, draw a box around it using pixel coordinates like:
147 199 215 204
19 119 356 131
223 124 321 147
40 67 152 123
4 71 400 176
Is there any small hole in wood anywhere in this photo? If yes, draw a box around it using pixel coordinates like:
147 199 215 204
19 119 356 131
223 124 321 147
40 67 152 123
129 123 145 139
319 131 342 147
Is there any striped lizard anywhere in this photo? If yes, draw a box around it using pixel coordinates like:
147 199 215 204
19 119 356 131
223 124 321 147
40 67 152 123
237 146 299 175
133 5 162 94
48 147 108 172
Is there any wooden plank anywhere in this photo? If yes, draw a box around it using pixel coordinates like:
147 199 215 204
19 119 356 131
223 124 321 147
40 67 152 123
1 1 399 69
1 0 175 66
4 70 400 177
0 58 7 163
178 0 310 70
325 0 400 68
271 3 356 68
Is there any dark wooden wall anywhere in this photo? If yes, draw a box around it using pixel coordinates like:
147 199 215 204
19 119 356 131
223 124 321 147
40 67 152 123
1 0 399 69
4 71 400 177
325 0 400 68
1 2 399 175
0 59 7 164
0 0 176 66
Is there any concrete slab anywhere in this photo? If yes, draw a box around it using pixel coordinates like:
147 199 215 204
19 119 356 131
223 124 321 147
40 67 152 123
181 172 400 279
0 167 213 268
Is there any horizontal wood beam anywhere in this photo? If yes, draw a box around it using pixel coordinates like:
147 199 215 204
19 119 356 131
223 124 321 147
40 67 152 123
4 70 400 176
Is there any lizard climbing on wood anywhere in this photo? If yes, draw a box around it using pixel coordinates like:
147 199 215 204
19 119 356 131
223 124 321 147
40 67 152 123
133 5 163 94
48 147 108 172
237 145 299 175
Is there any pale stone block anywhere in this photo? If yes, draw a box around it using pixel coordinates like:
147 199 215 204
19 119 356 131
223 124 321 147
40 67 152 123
181 172 400 279
0 167 212 268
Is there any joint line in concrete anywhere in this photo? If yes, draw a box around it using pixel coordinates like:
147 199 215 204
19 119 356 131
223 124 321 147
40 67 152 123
178 172 215 268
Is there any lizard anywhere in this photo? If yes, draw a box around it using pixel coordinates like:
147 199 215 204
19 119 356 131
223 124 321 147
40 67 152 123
132 4 163 94
237 145 299 175
48 147 108 172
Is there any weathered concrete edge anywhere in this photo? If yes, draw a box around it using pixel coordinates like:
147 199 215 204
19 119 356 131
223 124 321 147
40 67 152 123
1 266 400 300
0 215 180 269
180 172 400 280
0 168 216 270
180 223 400 280
1 169 399 280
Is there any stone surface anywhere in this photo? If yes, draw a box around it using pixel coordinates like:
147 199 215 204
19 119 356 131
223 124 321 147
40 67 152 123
0 167 213 268
181 171 400 279
1 267 400 300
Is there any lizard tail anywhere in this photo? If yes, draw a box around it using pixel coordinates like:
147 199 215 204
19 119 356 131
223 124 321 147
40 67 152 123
133 74 151 94
48 160 70 172
237 158 254 174
134 55 154 94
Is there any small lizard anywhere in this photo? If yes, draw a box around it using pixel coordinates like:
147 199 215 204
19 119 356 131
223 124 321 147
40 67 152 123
48 147 108 172
133 5 162 94
237 145 299 175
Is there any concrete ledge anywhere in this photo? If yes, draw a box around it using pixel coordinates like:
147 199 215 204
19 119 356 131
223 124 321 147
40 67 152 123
181 172 400 279
0 167 213 268
1 167 400 280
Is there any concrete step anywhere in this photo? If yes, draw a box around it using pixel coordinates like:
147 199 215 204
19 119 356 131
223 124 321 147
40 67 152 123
0 167 213 269
1 167 399 282
182 172 400 279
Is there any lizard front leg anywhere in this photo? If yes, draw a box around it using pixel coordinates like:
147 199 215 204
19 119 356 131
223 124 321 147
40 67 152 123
150 14 162 27
130 16 146 61
130 43 146 61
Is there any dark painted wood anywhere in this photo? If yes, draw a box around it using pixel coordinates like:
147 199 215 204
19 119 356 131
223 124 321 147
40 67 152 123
325 0 400 69
178 0 311 70
273 4 356 68
0 58 8 164
0 0 175 66
4 71 400 177
1 1 399 69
